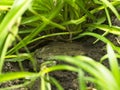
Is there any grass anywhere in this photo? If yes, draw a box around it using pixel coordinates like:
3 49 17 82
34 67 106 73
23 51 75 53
0 0 120 90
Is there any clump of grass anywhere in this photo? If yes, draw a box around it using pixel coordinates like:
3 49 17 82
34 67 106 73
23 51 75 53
6 0 120 54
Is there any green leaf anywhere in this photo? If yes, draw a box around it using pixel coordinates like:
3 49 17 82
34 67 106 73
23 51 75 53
101 0 120 19
0 0 32 73
107 43 120 85
0 72 37 82
88 24 120 35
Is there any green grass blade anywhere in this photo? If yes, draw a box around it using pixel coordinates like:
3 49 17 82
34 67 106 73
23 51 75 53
87 24 120 35
0 0 13 6
0 1 13 11
0 0 32 50
76 0 96 21
73 32 120 54
107 43 120 85
0 72 37 82
101 0 120 19
78 69 87 90
50 77 64 90
0 0 32 73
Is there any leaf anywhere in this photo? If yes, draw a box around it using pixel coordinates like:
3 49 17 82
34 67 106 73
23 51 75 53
0 72 37 82
107 43 120 85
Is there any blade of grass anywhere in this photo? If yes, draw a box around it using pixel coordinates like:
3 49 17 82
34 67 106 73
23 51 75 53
0 73 38 90
76 0 96 21
78 69 87 90
0 0 32 50
0 72 37 82
29 31 81 44
87 24 120 35
101 0 120 19
73 32 120 54
0 17 21 72
107 43 120 85
0 0 32 73
50 77 64 90
0 0 13 5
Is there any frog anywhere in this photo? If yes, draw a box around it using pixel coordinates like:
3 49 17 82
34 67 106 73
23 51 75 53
30 42 86 90
34 42 86 67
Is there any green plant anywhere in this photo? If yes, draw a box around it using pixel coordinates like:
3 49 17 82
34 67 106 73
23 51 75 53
0 0 120 90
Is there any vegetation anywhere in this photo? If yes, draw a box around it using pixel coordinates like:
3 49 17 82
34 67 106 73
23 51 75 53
0 0 120 90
